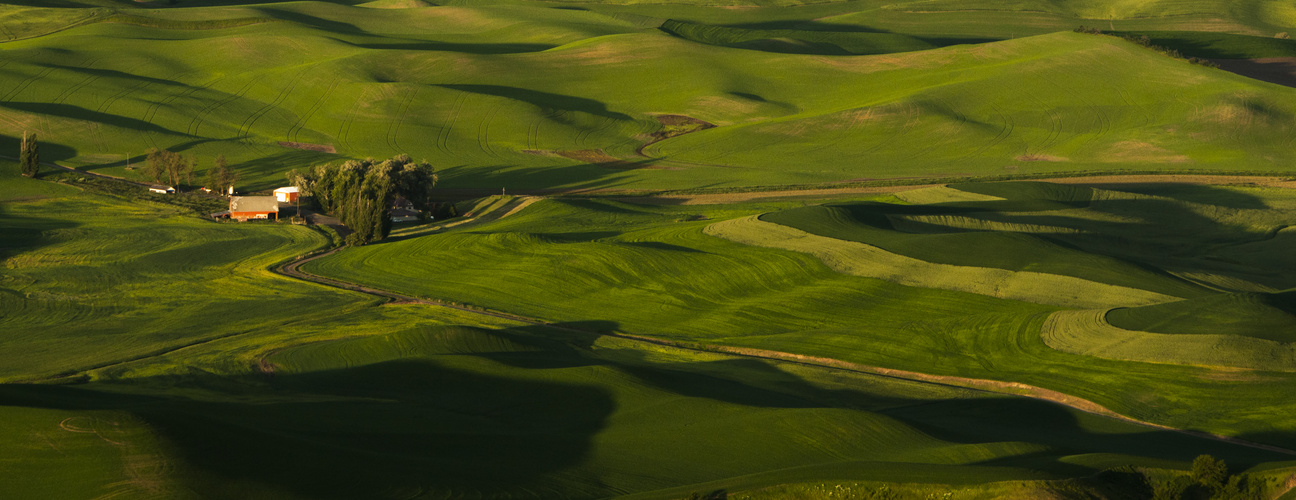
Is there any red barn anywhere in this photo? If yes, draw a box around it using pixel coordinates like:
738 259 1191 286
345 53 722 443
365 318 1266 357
229 196 279 221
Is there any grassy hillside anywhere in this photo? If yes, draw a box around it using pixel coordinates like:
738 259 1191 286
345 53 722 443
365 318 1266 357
2 3 1296 192
1107 290 1296 342
7 172 1291 497
9 316 1290 499
8 0 1296 496
304 182 1296 445
0 165 363 381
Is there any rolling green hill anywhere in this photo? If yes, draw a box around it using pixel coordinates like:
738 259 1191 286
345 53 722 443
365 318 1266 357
8 0 1296 497
304 182 1296 447
8 170 1293 498
2 2 1296 192
1108 290 1296 342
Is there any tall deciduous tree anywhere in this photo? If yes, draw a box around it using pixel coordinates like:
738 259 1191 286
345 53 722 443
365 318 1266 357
144 148 171 184
204 155 237 194
19 132 39 178
143 148 194 187
1191 455 1228 490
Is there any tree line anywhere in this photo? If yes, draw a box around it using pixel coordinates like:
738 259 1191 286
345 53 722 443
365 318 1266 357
287 155 438 246
139 149 237 194
142 148 193 187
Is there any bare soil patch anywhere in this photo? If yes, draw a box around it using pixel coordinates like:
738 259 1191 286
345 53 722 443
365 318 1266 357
541 149 676 170
1210 58 1296 88
637 114 717 155
647 114 716 142
1016 153 1068 162
278 141 336 153
1102 141 1191 163
555 149 624 164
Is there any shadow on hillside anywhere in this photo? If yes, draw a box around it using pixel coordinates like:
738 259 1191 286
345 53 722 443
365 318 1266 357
0 361 614 497
1078 182 1269 209
0 204 82 262
339 38 558 54
254 7 365 34
0 0 120 6
915 36 1002 47
786 182 1294 289
436 161 636 193
75 137 224 173
1 320 1291 495
179 0 368 6
437 84 635 121
0 134 78 163
0 102 181 137
535 327 1291 470
45 63 194 87
235 149 341 190
720 21 889 33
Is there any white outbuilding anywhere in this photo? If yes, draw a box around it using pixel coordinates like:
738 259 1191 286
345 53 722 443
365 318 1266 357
274 186 300 203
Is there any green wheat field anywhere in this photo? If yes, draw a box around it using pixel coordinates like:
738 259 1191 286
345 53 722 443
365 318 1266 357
7 0 1296 498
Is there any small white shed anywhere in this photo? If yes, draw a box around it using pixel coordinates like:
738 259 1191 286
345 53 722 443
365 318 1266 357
274 186 300 203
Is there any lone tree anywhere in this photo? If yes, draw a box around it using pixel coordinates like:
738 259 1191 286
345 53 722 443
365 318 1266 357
204 155 237 195
287 155 437 245
19 132 38 178
1191 454 1229 490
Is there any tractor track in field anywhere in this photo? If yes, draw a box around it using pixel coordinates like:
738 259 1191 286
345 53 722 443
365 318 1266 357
386 86 418 154
141 74 208 149
50 58 103 105
265 194 1296 459
336 88 372 153
528 111 556 150
1 65 58 103
436 90 469 156
142 76 204 127
574 113 603 149
97 79 150 114
287 79 338 143
188 79 254 137
238 70 307 154
477 102 504 159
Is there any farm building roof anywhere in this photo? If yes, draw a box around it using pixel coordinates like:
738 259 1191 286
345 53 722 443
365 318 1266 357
274 186 300 194
229 196 280 213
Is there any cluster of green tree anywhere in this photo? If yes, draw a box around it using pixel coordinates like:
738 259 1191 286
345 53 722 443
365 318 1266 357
19 132 39 177
142 148 195 187
287 155 438 246
203 155 237 195
1147 455 1268 500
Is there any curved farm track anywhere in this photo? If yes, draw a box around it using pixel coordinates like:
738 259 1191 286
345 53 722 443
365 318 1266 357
270 204 1296 459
